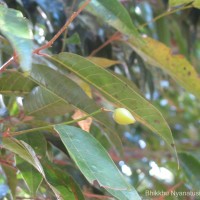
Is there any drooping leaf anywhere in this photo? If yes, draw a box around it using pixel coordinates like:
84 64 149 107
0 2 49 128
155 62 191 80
41 159 85 200
15 133 45 196
54 125 141 200
16 132 47 158
0 71 36 95
23 86 73 117
87 57 121 68
2 138 62 199
29 64 123 156
179 152 200 189
169 0 200 8
84 0 140 37
17 157 43 197
85 0 200 100
0 5 33 72
50 53 176 155
3 137 45 177
127 36 200 100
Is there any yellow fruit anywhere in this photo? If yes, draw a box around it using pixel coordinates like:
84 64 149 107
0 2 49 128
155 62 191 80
113 108 136 125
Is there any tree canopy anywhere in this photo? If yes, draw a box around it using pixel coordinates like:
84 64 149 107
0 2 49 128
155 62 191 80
0 0 200 199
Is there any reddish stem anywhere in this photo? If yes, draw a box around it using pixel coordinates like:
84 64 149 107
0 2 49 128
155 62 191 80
33 0 91 55
0 0 91 73
89 32 122 57
0 158 15 169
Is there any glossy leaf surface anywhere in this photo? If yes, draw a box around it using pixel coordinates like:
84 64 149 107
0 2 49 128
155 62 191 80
29 64 123 155
50 53 176 154
84 0 139 36
54 125 141 200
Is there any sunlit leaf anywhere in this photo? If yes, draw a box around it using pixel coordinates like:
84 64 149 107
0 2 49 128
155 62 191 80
179 152 200 189
85 0 200 101
127 36 200 99
50 53 176 155
54 125 141 200
84 0 140 37
169 0 200 8
0 5 33 72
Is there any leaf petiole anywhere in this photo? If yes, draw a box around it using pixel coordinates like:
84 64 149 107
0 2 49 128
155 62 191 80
9 108 107 137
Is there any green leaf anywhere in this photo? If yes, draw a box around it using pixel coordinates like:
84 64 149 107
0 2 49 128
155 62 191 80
65 33 81 45
179 152 200 189
84 0 139 36
0 71 36 95
29 64 123 156
15 133 45 196
50 53 176 155
41 159 85 200
23 86 73 117
85 0 200 101
16 132 47 158
3 137 45 177
169 0 200 8
127 36 200 100
3 133 46 198
2 138 62 199
193 1 200 7
87 57 121 68
17 157 42 197
54 125 141 200
0 5 33 72
15 132 46 196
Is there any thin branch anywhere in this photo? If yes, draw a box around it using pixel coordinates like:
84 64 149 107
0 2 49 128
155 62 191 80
0 158 16 169
89 32 122 57
9 108 108 137
61 0 77 52
33 0 91 55
88 4 193 57
138 4 192 30
0 0 91 73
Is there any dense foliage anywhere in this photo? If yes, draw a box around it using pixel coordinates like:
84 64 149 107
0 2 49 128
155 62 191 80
0 0 200 199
